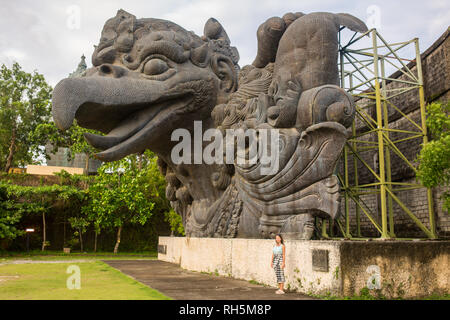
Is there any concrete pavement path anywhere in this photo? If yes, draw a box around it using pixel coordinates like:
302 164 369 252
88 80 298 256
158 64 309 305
104 260 315 300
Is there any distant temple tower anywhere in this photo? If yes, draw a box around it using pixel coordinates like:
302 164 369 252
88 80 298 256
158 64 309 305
69 54 87 78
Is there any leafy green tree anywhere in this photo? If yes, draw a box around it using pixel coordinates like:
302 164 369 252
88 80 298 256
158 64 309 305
31 121 100 174
84 151 159 253
0 180 85 250
164 209 185 236
54 170 93 250
0 183 24 240
0 63 52 172
417 101 450 211
68 216 90 252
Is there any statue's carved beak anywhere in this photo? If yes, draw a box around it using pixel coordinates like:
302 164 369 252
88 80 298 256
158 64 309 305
52 76 189 161
52 76 165 132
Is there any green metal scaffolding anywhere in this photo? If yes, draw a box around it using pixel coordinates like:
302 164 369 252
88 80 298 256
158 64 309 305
321 28 437 240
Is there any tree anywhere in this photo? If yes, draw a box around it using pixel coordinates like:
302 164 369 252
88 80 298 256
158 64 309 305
68 216 90 252
0 63 52 172
0 180 85 250
84 151 159 253
31 121 100 174
164 209 185 236
417 101 450 211
0 183 24 240
54 170 92 251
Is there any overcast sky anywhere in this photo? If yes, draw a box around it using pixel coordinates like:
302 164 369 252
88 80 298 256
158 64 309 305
1 0 449 87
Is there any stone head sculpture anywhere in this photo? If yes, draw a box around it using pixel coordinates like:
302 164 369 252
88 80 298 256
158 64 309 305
52 9 367 239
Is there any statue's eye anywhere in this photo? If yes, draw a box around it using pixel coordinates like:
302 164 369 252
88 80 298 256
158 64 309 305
143 58 169 76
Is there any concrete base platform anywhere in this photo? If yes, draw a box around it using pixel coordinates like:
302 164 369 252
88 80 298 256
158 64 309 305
158 237 450 298
104 260 313 300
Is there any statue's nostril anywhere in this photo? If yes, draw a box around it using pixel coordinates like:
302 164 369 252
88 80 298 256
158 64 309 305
100 65 113 74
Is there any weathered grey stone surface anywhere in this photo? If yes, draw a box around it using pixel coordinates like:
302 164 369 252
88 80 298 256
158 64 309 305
52 10 367 239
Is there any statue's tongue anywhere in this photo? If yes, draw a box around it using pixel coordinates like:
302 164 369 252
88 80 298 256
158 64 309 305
91 96 191 162
83 102 167 150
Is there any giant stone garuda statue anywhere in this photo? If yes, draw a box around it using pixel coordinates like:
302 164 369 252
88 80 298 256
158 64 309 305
52 10 367 239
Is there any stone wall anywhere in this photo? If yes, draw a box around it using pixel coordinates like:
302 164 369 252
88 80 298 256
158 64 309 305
339 241 449 297
160 237 343 296
339 28 450 238
158 237 450 298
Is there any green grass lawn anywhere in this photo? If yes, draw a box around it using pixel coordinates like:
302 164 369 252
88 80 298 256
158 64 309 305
0 260 170 300
0 250 157 262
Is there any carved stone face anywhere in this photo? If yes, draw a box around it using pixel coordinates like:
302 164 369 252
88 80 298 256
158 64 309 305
52 10 238 162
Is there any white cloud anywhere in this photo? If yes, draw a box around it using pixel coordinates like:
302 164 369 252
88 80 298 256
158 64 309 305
428 10 450 37
1 49 27 61
0 0 448 86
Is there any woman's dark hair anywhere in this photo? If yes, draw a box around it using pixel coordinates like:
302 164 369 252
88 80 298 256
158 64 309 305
275 234 284 244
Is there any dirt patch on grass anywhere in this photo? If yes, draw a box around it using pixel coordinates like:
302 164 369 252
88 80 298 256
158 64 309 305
0 259 91 265
0 276 19 282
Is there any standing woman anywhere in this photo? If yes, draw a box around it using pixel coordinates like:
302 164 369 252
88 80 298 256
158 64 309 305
270 234 286 294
